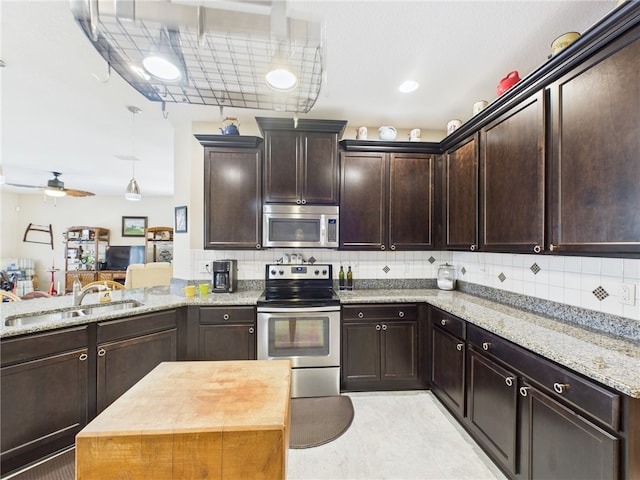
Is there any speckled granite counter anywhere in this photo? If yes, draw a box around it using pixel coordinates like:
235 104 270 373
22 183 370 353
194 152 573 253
2 287 638 398
339 289 640 398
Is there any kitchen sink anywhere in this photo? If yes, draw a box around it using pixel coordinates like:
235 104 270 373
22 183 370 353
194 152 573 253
4 300 144 327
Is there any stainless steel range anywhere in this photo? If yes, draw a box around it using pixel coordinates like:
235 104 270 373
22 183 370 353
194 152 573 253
257 263 340 398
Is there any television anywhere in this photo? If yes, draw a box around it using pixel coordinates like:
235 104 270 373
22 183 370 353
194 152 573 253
104 246 145 271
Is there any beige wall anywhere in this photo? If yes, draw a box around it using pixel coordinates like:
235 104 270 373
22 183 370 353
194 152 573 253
0 191 173 289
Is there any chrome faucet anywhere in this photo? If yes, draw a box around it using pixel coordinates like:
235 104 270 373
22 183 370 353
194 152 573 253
74 284 102 306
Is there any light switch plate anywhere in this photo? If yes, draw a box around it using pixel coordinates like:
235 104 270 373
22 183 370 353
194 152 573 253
618 283 636 306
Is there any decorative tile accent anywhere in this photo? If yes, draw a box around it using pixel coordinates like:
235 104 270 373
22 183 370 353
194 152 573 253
307 256 316 264
593 286 609 301
530 263 541 274
428 256 436 264
461 267 467 275
498 272 506 283
383 266 390 274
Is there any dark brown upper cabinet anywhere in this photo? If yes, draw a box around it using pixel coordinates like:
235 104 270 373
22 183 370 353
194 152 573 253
257 117 347 205
340 150 435 250
444 134 479 251
479 91 546 254
549 29 640 255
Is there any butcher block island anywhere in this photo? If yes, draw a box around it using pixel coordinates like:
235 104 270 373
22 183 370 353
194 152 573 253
76 360 292 480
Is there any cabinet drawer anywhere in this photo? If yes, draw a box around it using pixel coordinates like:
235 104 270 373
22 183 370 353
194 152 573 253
468 324 621 430
200 306 255 324
430 307 465 339
97 310 177 343
342 304 417 322
1 326 88 366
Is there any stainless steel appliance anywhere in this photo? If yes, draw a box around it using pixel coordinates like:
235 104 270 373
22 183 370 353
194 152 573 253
257 263 340 398
211 259 237 293
262 205 339 249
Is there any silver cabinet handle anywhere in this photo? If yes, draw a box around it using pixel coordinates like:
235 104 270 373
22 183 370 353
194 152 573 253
553 382 570 394
519 386 530 397
358 312 364 318
533 245 542 253
549 243 556 252
390 244 396 250
256 243 262 249
440 319 447 326
223 313 230 320
79 353 88 361
470 244 477 251
301 199 307 205
505 376 515 387
482 342 491 351
456 343 463 351
248 327 255 334
382 324 387 331
97 348 106 357
380 245 386 251
376 324 381 331
296 199 302 205
398 311 404 318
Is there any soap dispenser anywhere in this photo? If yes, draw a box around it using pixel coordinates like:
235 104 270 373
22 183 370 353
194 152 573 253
437 263 456 290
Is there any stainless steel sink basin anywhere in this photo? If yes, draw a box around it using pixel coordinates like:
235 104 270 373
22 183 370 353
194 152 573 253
4 300 143 327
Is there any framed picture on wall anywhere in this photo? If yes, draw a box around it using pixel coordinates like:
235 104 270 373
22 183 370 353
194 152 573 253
175 206 187 233
122 216 147 237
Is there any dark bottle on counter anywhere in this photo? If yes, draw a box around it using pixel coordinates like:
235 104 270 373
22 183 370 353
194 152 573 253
346 266 353 291
339 266 345 290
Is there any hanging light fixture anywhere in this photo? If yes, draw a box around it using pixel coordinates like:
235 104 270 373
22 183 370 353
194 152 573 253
124 106 142 201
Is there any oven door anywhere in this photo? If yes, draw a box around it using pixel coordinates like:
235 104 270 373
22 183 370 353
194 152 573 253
256 306 340 368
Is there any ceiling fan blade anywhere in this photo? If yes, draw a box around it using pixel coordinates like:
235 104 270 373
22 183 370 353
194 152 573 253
3 182 45 190
64 188 95 197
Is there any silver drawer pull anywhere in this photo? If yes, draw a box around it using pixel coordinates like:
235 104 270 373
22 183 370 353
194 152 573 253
553 382 570 394
482 342 491 351
248 327 255 334
223 313 230 320
533 245 542 253
440 319 447 326
358 312 364 318
519 386 530 397
456 343 463 351
97 348 106 357
505 377 515 387
376 324 381 331
398 311 404 318
382 324 387 331
79 353 88 361
256 243 262 249
380 245 386 250
470 244 477 251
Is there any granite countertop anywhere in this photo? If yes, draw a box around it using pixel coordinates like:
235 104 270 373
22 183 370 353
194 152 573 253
2 287 639 398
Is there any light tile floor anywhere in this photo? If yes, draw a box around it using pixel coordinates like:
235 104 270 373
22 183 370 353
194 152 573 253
287 391 508 480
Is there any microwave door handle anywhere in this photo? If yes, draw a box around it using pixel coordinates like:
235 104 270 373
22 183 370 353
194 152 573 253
320 215 326 245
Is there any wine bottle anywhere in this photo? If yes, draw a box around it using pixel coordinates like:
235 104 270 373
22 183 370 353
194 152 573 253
347 266 353 291
339 266 345 290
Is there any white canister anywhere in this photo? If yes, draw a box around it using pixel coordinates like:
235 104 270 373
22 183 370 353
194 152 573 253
446 120 462 135
356 126 368 140
409 128 421 142
437 263 456 290
472 100 488 116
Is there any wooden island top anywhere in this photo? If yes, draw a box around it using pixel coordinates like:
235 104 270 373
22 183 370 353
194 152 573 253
76 360 292 479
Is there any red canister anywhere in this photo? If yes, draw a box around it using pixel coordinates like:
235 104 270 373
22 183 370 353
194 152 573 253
496 71 521 96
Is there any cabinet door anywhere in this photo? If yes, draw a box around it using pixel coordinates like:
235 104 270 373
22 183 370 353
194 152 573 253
1 348 88 470
302 132 339 204
341 321 381 387
96 329 177 413
264 131 299 203
550 34 640 255
431 326 465 418
199 323 256 361
340 152 387 250
480 91 546 253
380 320 418 382
445 135 479 250
389 153 435 250
467 348 518 475
204 147 262 249
519 383 619 480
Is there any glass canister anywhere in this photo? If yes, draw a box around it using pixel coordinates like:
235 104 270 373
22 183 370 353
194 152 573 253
437 263 456 290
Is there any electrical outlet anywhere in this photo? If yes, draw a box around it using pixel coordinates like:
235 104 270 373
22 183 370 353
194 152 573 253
197 261 211 274
618 283 636 306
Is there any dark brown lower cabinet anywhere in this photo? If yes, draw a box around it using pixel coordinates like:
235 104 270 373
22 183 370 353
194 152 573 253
467 347 519 476
199 306 256 361
0 327 89 474
342 304 424 391
430 325 465 418
96 310 178 413
519 382 619 480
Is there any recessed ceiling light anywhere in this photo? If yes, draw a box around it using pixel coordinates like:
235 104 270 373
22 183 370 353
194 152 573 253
142 54 182 81
265 68 298 91
399 80 419 93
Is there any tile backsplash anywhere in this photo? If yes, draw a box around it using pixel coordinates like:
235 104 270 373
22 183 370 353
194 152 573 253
189 249 640 321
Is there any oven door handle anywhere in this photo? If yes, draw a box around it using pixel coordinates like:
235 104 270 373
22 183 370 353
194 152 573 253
257 306 340 313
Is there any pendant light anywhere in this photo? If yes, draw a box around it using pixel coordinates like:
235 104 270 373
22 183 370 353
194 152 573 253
124 106 142 201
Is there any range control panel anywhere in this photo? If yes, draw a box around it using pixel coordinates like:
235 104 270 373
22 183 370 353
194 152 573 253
265 263 332 280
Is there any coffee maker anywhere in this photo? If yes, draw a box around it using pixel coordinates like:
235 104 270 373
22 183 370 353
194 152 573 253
211 260 237 293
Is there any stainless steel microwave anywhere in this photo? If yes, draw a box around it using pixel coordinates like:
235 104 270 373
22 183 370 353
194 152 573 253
262 205 339 248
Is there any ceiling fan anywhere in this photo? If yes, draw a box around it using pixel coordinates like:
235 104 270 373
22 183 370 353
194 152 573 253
3 171 95 197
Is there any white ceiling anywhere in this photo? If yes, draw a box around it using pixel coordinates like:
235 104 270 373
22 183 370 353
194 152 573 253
0 0 616 197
